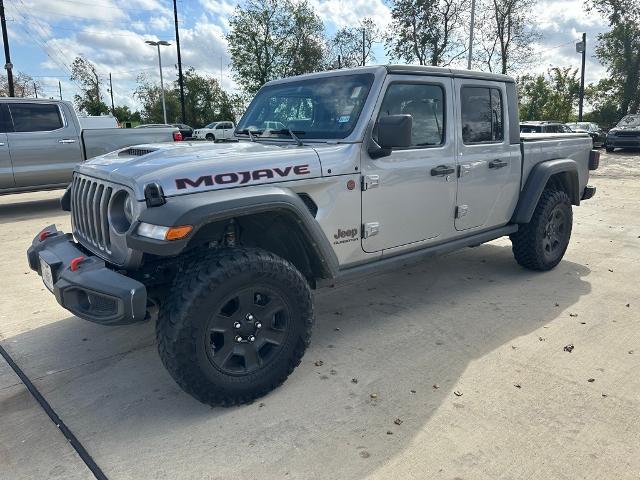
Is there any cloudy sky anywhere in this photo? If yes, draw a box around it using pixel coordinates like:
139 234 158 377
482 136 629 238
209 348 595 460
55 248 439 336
3 0 610 113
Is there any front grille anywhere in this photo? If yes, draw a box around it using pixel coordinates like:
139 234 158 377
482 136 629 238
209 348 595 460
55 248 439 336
71 175 113 253
614 131 640 137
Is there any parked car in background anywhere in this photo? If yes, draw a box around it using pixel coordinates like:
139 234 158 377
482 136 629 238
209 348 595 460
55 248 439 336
172 123 194 139
193 121 235 141
0 99 182 195
566 122 606 148
605 114 640 152
78 115 119 129
520 121 573 134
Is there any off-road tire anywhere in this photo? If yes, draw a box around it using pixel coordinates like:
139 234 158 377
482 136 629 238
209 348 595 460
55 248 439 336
205 133 215 141
156 248 314 406
510 188 572 271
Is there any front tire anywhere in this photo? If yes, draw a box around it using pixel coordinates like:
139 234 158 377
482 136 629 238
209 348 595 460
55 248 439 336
605 145 614 153
157 248 314 406
205 133 215 141
510 189 573 271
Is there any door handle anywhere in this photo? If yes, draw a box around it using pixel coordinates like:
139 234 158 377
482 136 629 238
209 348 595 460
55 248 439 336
488 159 508 169
58 139 77 144
0 142 5 146
430 165 455 176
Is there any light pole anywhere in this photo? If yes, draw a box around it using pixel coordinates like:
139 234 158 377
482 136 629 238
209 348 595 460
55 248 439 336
467 0 476 70
145 40 171 124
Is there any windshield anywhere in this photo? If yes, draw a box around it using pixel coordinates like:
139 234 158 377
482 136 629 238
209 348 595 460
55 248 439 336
617 115 640 127
236 74 374 139
206 123 217 129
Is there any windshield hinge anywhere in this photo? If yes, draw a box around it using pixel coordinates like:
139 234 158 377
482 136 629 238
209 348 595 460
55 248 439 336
361 174 380 191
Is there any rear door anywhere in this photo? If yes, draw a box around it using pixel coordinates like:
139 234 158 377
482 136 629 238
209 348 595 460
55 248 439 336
7 102 83 188
0 104 14 189
454 80 521 231
361 75 457 253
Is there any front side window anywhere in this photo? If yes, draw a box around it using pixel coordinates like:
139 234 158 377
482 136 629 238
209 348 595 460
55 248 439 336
376 83 445 147
237 74 374 139
461 87 504 144
9 103 63 132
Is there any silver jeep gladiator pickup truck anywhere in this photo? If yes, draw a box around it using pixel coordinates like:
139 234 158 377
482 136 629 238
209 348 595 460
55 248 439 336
27 65 599 406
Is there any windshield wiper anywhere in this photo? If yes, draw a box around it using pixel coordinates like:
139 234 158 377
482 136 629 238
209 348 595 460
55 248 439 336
270 129 306 146
236 129 264 142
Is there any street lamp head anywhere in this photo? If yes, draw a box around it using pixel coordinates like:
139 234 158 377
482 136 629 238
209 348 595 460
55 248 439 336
145 40 171 47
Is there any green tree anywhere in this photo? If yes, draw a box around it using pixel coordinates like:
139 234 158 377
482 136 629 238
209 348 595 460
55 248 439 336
0 71 43 98
226 0 325 95
326 18 380 68
588 0 640 116
518 67 580 122
134 73 181 123
583 79 623 129
474 0 539 74
385 0 469 66
112 105 142 124
70 56 110 115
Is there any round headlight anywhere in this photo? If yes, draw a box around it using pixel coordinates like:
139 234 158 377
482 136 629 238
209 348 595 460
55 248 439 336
109 191 134 234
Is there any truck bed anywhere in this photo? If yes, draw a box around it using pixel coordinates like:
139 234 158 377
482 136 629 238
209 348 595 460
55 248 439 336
520 133 592 193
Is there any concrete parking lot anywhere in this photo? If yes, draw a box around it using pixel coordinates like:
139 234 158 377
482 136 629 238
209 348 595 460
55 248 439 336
1 150 639 480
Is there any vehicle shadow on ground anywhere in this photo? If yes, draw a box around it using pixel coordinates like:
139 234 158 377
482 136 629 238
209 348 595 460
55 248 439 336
0 195 64 225
1 242 592 480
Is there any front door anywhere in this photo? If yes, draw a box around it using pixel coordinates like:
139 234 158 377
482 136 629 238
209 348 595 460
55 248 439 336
454 80 520 231
7 102 83 188
361 75 457 253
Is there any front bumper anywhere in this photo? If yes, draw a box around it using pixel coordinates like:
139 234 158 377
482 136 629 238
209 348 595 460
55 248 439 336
27 225 147 325
606 135 640 148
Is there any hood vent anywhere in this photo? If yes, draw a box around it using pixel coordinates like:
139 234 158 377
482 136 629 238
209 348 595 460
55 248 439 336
119 147 157 157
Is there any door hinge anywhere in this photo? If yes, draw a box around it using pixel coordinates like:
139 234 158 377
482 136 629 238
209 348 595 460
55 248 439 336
455 205 469 219
361 174 380 191
362 222 380 238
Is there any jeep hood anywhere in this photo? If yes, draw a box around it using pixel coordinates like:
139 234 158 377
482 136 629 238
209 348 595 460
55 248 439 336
77 141 323 199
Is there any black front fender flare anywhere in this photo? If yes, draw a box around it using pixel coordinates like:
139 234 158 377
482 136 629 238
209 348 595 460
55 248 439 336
511 159 580 224
126 186 339 279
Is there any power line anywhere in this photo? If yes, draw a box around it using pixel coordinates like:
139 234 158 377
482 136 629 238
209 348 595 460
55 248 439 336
41 0 171 14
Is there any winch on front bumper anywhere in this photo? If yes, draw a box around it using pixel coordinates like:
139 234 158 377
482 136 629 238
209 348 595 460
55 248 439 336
26 225 147 325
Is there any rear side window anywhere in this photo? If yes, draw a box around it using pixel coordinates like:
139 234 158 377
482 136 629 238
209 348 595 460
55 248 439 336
461 87 503 144
9 103 63 132
377 83 445 147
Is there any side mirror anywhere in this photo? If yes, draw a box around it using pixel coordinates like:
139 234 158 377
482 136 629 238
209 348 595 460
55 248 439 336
368 114 412 159
378 114 412 148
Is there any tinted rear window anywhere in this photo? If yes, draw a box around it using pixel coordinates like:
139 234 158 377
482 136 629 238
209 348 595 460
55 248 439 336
9 103 63 132
461 87 504 143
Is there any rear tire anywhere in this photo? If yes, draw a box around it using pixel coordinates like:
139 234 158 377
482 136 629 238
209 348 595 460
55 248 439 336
510 189 572 271
156 248 314 406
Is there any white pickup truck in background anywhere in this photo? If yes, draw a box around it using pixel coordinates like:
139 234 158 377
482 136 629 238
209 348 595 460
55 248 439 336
0 98 182 195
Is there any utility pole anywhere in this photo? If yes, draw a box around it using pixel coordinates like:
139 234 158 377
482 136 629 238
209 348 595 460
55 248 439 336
220 56 223 87
338 55 341 69
467 0 476 70
362 29 366 66
0 0 15 96
109 73 115 113
33 82 37 98
173 0 186 124
577 32 586 121
58 81 62 100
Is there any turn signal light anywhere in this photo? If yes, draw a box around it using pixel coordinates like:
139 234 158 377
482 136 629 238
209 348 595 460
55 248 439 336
165 225 193 241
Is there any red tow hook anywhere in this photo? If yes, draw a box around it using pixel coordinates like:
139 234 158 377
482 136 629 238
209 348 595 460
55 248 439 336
70 256 87 272
38 230 54 241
